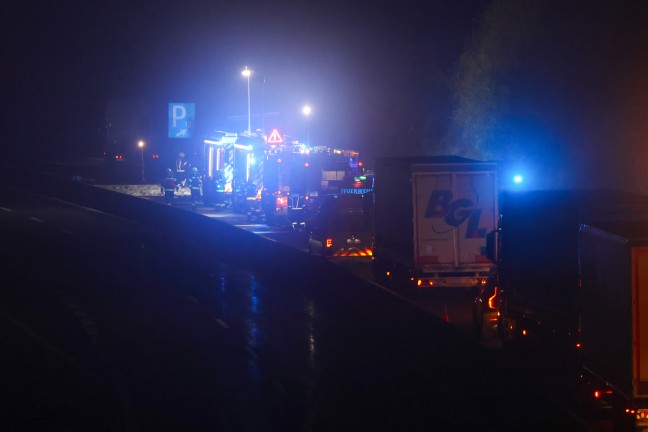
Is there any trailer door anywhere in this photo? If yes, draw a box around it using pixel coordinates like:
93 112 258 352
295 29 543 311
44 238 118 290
412 171 496 267
633 247 648 396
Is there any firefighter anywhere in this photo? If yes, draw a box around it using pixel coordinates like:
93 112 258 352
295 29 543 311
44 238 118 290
214 170 226 206
161 168 176 204
188 167 202 209
175 152 188 187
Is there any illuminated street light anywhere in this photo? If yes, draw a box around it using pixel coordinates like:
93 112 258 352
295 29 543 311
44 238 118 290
137 140 145 183
261 76 268 137
302 105 312 145
241 66 253 135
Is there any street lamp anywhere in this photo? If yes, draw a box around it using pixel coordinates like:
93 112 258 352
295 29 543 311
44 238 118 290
302 105 312 145
241 66 253 135
261 76 267 137
137 140 145 183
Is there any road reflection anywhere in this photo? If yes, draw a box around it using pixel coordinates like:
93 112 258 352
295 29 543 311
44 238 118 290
306 300 316 367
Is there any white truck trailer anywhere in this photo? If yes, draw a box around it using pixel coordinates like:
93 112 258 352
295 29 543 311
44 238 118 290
372 156 498 291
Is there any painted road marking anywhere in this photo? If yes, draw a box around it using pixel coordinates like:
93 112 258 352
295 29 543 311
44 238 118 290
203 212 228 218
186 295 199 304
0 311 98 378
246 346 258 360
57 289 137 429
29 217 43 223
62 229 76 236
215 318 229 329
249 230 281 235
0 207 12 212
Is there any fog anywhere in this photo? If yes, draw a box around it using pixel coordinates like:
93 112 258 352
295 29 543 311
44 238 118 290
4 0 648 194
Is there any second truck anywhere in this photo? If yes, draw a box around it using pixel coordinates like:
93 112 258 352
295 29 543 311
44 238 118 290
474 189 648 430
372 156 498 291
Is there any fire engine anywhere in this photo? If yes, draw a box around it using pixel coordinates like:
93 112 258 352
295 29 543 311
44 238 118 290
202 130 364 226
307 176 375 259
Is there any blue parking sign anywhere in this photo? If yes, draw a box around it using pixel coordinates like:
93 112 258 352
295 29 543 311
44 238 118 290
168 103 195 138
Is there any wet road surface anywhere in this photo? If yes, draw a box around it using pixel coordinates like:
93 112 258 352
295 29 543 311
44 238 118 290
1 184 589 431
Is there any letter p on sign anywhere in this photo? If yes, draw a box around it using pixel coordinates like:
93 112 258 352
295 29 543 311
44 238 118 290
168 103 195 138
172 105 186 127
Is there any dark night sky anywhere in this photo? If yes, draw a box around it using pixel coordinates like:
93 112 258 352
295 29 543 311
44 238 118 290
4 0 648 192
3 0 484 158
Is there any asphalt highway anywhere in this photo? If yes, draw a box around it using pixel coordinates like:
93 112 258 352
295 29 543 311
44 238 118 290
0 183 589 431
167 195 482 343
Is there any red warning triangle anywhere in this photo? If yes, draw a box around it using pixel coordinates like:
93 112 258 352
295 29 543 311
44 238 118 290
267 128 283 144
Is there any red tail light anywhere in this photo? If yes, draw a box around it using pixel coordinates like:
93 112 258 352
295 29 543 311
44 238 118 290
276 196 287 207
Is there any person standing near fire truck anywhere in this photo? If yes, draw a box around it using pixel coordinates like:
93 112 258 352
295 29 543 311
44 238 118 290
188 167 202 209
161 168 176 204
175 152 188 187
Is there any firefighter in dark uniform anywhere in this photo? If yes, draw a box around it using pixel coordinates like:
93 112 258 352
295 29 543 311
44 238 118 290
161 168 176 204
175 152 188 187
188 167 202 209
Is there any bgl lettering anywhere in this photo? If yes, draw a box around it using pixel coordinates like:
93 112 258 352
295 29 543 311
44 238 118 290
424 190 485 238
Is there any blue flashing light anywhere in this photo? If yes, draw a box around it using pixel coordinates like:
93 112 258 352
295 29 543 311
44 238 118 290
513 175 524 184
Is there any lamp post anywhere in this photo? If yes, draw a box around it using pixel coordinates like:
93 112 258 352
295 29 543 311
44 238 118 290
302 105 312 146
261 76 267 137
241 66 253 135
137 140 145 183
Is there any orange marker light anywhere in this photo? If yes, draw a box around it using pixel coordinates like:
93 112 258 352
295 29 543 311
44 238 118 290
488 287 498 309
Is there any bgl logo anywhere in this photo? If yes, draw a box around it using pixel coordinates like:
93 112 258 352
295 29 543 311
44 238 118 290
424 191 486 239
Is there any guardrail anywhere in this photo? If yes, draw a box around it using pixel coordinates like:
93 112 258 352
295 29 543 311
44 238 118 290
5 164 338 279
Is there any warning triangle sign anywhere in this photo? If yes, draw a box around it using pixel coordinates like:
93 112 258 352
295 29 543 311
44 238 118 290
267 128 283 144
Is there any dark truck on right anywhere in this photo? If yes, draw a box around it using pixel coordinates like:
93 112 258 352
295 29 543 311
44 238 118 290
578 221 648 430
475 189 648 430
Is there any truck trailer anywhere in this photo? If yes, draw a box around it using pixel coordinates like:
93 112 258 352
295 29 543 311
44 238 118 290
474 189 648 430
578 222 648 430
372 156 498 291
479 190 648 344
